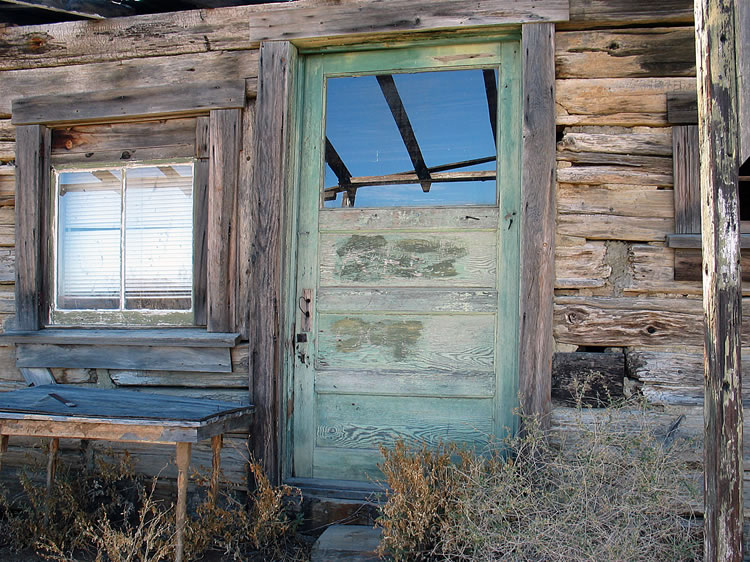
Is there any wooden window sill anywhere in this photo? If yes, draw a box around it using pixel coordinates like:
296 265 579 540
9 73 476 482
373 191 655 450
0 329 241 372
0 328 240 347
667 233 750 249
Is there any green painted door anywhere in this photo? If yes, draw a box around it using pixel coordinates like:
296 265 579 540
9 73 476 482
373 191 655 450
291 39 522 482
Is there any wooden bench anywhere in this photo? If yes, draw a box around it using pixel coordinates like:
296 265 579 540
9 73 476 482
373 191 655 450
0 384 253 562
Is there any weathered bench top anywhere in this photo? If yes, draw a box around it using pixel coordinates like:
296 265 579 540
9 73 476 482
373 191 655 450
0 385 254 443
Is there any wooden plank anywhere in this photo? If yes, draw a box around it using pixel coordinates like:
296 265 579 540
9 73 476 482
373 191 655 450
563 0 693 30
557 214 673 242
675 249 750 282
668 233 750 249
552 351 625 406
738 0 750 164
0 120 15 141
318 207 498 231
193 158 209 327
555 241 609 289
0 141 14 163
175 441 190 562
556 165 672 186
696 0 744 555
557 151 672 173
520 23 556 423
16 344 233 373
315 369 494 399
250 41 296 484
0 384 251 423
556 77 695 127
557 183 674 218
207 108 241 333
2 0 136 19
14 124 49 331
629 244 674 283
667 91 698 125
0 51 259 119
556 27 695 79
0 328 240 347
312 447 384 481
50 118 197 157
19 367 55 386
627 350 750 407
315 394 494 450
109 370 248 388
319 231 497 288
554 296 750 347
12 80 246 126
556 129 672 156
673 125 700 233
0 167 15 208
317 313 495 374
235 101 255 340
317 288 497 313
0 1 569 72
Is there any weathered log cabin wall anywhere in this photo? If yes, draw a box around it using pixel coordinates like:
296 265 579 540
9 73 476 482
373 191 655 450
0 0 746 510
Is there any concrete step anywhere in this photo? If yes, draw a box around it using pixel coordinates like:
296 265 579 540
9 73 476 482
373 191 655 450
310 525 382 561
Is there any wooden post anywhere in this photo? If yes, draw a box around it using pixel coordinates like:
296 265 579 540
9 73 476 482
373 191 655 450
209 434 222 504
695 0 744 560
46 437 58 494
175 442 191 562
0 434 7 473
251 41 297 485
519 23 556 426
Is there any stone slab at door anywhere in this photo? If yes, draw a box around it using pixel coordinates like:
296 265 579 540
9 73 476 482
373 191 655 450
290 38 522 482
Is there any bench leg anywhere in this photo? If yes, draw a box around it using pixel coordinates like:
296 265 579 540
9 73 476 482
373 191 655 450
45 438 59 526
46 438 59 494
175 442 191 562
210 435 222 504
0 434 7 473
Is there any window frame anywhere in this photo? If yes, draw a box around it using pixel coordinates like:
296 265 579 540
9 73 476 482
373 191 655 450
50 159 197 327
9 81 245 361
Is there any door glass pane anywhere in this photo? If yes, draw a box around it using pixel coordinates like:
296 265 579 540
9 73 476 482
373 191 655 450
323 69 498 208
57 170 122 309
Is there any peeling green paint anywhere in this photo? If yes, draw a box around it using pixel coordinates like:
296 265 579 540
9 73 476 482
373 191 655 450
335 234 468 282
331 317 423 360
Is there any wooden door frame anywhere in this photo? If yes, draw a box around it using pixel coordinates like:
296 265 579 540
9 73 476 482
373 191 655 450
251 23 556 485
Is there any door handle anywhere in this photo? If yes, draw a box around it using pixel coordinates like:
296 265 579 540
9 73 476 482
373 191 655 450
298 288 313 333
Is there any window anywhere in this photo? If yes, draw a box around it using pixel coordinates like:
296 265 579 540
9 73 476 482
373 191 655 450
52 163 194 324
667 91 750 282
323 69 499 208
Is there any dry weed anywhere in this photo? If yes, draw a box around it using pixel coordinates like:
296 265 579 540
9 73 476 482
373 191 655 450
377 401 702 561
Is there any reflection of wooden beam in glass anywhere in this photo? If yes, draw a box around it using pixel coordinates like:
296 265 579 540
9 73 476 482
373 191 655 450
324 138 356 207
376 74 432 192
483 69 498 145
324 137 352 186
323 169 495 200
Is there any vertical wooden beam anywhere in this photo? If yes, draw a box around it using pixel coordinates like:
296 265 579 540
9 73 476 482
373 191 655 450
695 0 744 560
175 442 191 562
236 100 255 340
736 0 749 164
46 437 58 494
250 41 297 485
673 125 701 234
209 434 222 503
0 435 8 473
193 117 210 327
15 124 50 331
519 23 556 426
207 108 241 332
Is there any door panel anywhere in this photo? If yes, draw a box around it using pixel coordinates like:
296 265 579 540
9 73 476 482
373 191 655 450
290 40 521 482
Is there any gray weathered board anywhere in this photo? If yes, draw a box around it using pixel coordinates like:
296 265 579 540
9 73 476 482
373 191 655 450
0 384 251 423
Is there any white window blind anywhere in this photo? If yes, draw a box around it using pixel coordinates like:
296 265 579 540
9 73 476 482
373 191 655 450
55 164 194 313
